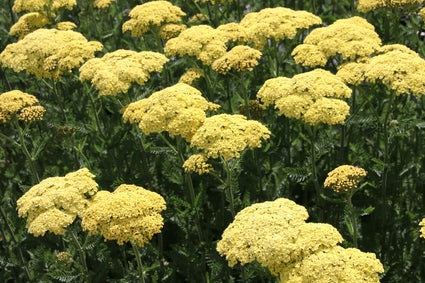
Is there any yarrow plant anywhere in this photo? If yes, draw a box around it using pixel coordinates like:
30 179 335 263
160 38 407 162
178 68 204 85
324 165 368 193
9 12 50 39
211 45 262 74
12 0 77 13
0 90 45 123
357 0 423 12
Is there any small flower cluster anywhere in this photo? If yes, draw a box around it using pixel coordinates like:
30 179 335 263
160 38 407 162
9 12 50 39
324 165 368 193
212 45 262 74
179 68 204 85
81 184 166 246
183 153 214 175
357 0 423 13
160 23 187 40
79 49 169 96
93 0 116 9
257 69 352 125
16 168 98 237
0 90 45 123
12 0 76 13
420 218 425 238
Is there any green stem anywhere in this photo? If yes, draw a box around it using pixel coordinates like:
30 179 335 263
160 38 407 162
346 194 358 248
306 125 322 220
222 158 236 218
70 231 90 283
132 243 146 283
239 72 251 119
85 83 106 140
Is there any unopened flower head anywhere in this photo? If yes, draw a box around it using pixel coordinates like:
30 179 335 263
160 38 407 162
122 1 186 37
123 83 220 141
292 17 381 67
420 218 425 238
0 29 103 80
81 184 166 246
190 114 271 161
56 251 73 265
357 0 423 13
212 45 262 74
240 7 322 49
160 24 187 40
324 165 367 193
93 0 116 9
164 25 228 65
280 246 384 282
179 68 204 85
0 90 42 123
239 100 265 120
79 49 168 97
9 13 50 39
16 168 98 237
183 153 214 175
12 0 76 13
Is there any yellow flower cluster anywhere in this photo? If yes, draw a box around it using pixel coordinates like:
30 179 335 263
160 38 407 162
79 49 168 97
55 21 77 31
9 12 50 39
239 7 322 49
292 17 381 67
0 29 103 80
0 90 44 123
164 25 228 65
160 23 187 40
187 13 209 24
12 0 76 13
420 218 425 238
357 0 423 12
337 45 425 97
216 22 248 44
122 83 220 141
183 153 214 175
257 69 351 125
56 251 73 264
420 7 425 21
179 68 204 85
122 1 186 37
281 246 384 282
81 184 166 246
93 0 116 9
324 165 367 193
189 114 271 161
212 45 262 74
16 168 98 237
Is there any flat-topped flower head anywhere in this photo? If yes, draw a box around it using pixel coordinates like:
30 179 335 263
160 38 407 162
13 0 76 13
280 246 384 282
0 90 45 123
79 49 169 97
9 13 50 39
183 153 214 175
16 168 98 236
212 45 262 74
190 114 271 161
0 29 102 80
358 0 423 12
164 25 228 65
292 17 381 67
93 0 116 9
257 69 352 125
324 165 367 193
239 7 322 49
122 1 186 37
160 23 187 40
178 68 204 85
216 23 248 44
420 218 425 238
123 83 220 141
81 184 166 246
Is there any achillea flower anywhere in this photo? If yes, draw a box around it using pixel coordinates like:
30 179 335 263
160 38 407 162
187 13 209 24
16 168 98 237
12 0 76 13
81 184 166 246
55 21 77 31
0 29 103 80
190 114 271 161
122 83 220 141
280 246 384 282
183 153 213 175
257 69 352 125
420 218 425 238
239 7 322 49
160 23 187 40
93 0 116 9
216 23 248 44
212 45 262 74
357 0 423 12
164 25 228 65
79 49 168 97
122 1 186 37
178 68 204 85
56 251 73 264
9 12 50 39
292 17 381 67
324 165 367 193
0 90 43 123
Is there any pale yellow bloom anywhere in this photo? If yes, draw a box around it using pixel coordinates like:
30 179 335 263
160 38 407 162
187 13 208 24
13 0 76 13
0 90 43 123
358 0 423 12
190 114 271 161
122 1 186 37
55 21 77 30
183 153 214 175
324 165 368 193
16 168 98 237
216 23 248 44
303 98 350 125
123 83 220 141
212 45 262 74
17 105 46 122
79 49 169 97
419 7 425 21
93 0 116 9
178 68 204 85
160 23 187 40
9 13 50 39
420 218 425 238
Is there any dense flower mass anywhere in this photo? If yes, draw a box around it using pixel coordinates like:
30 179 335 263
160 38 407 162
292 17 381 67
0 29 102 80
239 7 322 49
212 45 262 74
324 165 368 193
16 168 98 236
79 49 169 96
122 83 220 141
12 0 76 13
164 25 228 65
257 69 351 125
55 21 77 30
160 23 187 40
0 90 44 123
93 0 116 9
420 218 425 238
9 12 50 39
190 114 271 161
216 23 248 44
81 184 166 246
178 68 204 85
183 153 214 175
357 0 423 12
122 1 186 37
